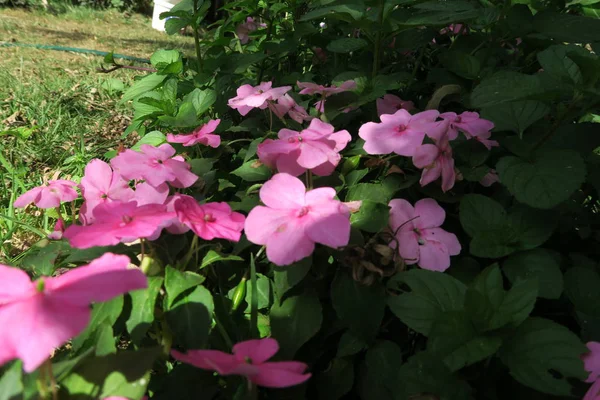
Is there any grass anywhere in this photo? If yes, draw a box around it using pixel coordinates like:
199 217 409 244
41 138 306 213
0 4 195 261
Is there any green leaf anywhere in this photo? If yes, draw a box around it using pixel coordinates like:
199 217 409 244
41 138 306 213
346 182 396 203
164 266 205 309
337 330 368 357
126 277 163 343
471 71 544 108
547 122 600 156
165 17 190 35
315 358 354 400
231 160 273 182
349 200 390 233
331 271 386 341
387 269 466 336
150 49 183 74
453 139 490 167
459 194 507 237
403 1 481 26
273 257 312 299
428 311 503 372
438 50 481 79
503 249 563 300
158 101 199 128
358 341 403 400
270 290 322 358
244 273 271 312
21 241 69 277
131 131 166 151
166 285 214 349
497 149 586 209
0 361 22 400
327 38 368 53
122 73 167 103
537 45 582 85
300 3 365 21
101 78 125 94
200 250 243 269
94 322 117 356
187 88 216 116
499 317 588 396
72 296 124 353
398 352 473 400
533 10 600 43
565 266 600 315
507 205 556 250
481 100 550 137
59 348 160 398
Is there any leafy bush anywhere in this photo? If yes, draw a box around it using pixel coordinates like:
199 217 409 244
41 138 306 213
4 0 600 399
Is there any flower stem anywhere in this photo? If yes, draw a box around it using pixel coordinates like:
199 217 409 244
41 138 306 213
44 359 58 400
182 235 199 268
214 312 234 350
191 0 203 73
249 253 258 338
247 380 258 400
305 170 314 190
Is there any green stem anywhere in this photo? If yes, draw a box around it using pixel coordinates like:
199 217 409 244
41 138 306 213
305 170 314 190
372 0 385 79
214 313 234 350
191 0 203 73
247 380 258 400
182 235 199 268
257 16 274 84
250 253 258 338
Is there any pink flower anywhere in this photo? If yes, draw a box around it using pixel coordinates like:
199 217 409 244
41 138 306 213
79 159 134 224
111 144 198 189
412 135 456 192
297 80 356 113
228 82 291 116
0 253 147 372
245 173 350 266
167 119 221 148
472 130 499 150
14 180 78 209
439 111 494 141
173 195 245 242
583 342 600 400
272 94 312 124
64 201 175 249
388 198 461 271
171 338 311 388
236 17 266 44
440 24 467 35
48 220 65 240
376 94 415 116
257 119 351 177
359 109 446 156
479 170 499 187
132 181 169 206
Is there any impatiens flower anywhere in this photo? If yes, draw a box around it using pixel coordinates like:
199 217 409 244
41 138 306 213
236 17 266 44
14 180 78 209
479 169 499 187
79 159 134 224
111 144 198 188
388 198 461 271
471 130 499 150
48 219 65 240
132 181 169 206
228 82 292 116
297 80 356 113
582 342 600 400
64 201 176 249
167 119 221 148
359 109 446 156
412 134 456 192
376 94 415 116
173 195 245 242
440 24 467 36
258 119 351 177
245 173 350 266
172 338 311 388
271 94 312 124
0 253 147 372
440 111 494 141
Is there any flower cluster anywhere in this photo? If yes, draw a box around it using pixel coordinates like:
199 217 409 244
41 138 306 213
360 107 497 192
583 342 600 399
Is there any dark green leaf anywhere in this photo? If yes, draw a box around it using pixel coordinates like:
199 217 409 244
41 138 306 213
349 200 390 233
358 341 403 400
231 160 273 182
481 100 550 137
187 88 216 116
438 50 480 79
503 249 563 299
166 285 214 349
164 266 206 309
327 38 368 53
499 317 588 396
565 266 600 316
346 182 396 203
459 194 507 237
122 73 167 103
150 49 183 74
244 273 271 312
270 290 322 358
387 269 466 336
337 330 368 357
533 10 600 43
471 71 544 108
72 295 124 353
316 358 354 400
126 277 163 343
496 149 586 209
273 257 312 299
537 45 582 84
0 361 22 400
331 271 386 341
199 250 243 269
